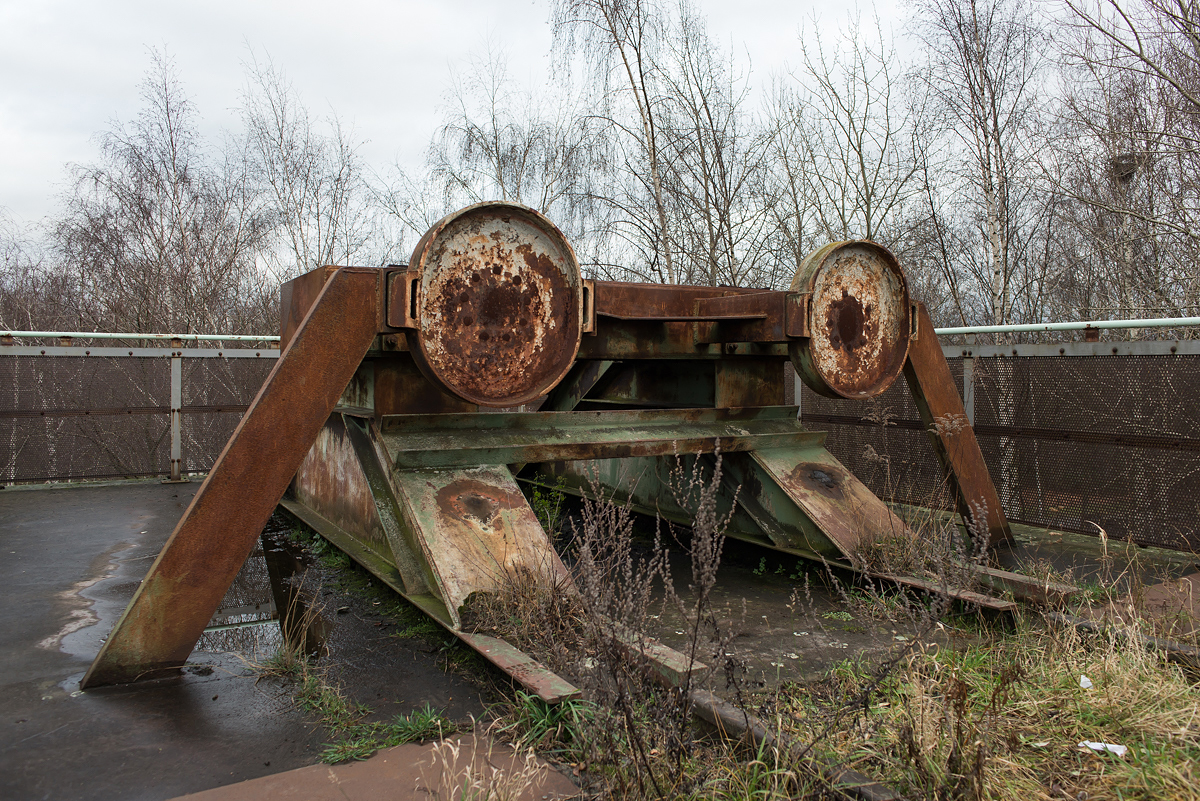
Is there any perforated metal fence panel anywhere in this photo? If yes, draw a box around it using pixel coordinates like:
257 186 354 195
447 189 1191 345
182 358 275 474
0 353 273 483
800 354 1200 553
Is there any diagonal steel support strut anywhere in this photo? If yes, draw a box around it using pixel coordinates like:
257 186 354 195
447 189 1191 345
82 267 381 688
904 302 1012 547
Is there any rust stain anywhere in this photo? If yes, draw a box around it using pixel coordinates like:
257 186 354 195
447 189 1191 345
294 417 389 554
791 242 910 399
408 203 583 407
434 478 524 531
791 463 846 501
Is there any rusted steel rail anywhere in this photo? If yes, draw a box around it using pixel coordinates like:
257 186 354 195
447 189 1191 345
84 201 1048 695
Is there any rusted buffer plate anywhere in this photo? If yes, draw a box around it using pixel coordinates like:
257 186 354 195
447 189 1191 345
405 202 583 407
790 241 911 398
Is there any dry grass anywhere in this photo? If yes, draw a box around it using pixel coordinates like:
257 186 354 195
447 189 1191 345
423 731 547 801
769 614 1200 800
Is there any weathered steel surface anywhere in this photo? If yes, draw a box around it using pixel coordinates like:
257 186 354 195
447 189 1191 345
403 202 584 407
380 406 821 469
714 359 786 408
373 354 478 416
579 323 791 360
535 441 919 567
292 414 433 597
279 265 339 350
582 281 796 361
879 572 1017 612
694 291 809 342
281 495 444 621
293 414 392 558
280 496 580 702
790 241 911 399
970 563 1077 605
603 619 708 686
593 281 762 320
391 465 570 628
903 302 1012 546
750 445 914 561
82 267 381 688
538 359 614 412
579 361 715 409
337 362 375 412
456 632 581 702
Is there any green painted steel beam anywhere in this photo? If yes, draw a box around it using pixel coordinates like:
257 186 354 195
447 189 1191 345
279 497 581 703
381 406 823 469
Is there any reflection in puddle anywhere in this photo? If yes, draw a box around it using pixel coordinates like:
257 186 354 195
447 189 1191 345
195 517 330 661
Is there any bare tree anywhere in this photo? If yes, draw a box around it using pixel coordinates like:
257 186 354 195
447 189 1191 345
241 53 389 279
911 0 1050 327
793 14 924 245
552 0 679 282
1063 0 1200 116
428 46 605 237
54 51 271 334
1051 0 1200 324
762 81 820 284
0 213 82 332
657 2 775 287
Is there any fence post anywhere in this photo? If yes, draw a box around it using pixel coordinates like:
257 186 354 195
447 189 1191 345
165 341 186 483
794 364 803 420
963 334 976 426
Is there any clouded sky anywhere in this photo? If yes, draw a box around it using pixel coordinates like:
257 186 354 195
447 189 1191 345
0 0 904 226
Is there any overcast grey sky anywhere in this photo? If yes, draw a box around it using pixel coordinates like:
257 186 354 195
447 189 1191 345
0 0 904 226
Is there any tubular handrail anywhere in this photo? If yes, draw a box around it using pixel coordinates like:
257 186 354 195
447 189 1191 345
4 315 1200 343
1 331 279 343
934 316 1200 336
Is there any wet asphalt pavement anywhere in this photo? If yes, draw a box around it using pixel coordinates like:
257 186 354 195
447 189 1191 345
0 480 488 801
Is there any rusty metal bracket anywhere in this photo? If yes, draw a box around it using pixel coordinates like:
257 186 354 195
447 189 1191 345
82 267 382 689
386 269 421 329
583 279 596 334
785 292 810 338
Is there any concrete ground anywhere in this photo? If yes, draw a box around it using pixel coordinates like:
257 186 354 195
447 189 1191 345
0 478 937 800
6 479 1194 800
0 481 493 801
167 737 578 801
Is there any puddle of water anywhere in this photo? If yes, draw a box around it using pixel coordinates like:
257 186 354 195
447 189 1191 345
194 515 332 661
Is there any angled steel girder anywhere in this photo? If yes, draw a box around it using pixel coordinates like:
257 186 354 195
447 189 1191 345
82 267 382 688
283 411 581 702
904 303 1012 547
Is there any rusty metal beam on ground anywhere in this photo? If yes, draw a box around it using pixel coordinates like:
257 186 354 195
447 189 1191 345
969 563 1078 606
82 267 381 688
903 302 1012 547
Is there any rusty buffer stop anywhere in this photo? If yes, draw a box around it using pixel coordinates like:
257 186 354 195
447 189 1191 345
84 202 1050 697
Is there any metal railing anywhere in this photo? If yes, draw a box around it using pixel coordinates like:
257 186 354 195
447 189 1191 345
6 318 1200 554
0 330 280 344
1 336 278 484
933 316 1200 337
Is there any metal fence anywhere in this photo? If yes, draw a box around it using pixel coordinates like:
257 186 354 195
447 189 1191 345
801 340 1200 554
0 343 276 483
4 334 1199 554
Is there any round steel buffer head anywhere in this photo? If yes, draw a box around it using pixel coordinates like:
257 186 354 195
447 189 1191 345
406 202 583 407
789 241 912 399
